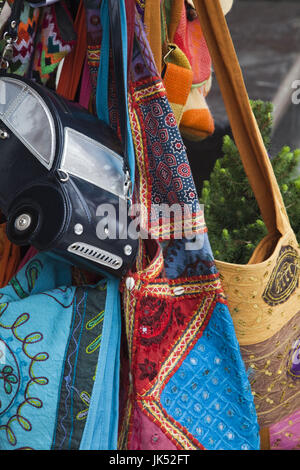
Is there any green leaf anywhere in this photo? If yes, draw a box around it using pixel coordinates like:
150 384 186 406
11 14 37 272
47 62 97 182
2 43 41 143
2 366 13 375
4 381 12 394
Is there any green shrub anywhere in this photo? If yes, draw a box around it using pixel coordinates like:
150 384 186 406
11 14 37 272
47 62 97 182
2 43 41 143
200 100 300 264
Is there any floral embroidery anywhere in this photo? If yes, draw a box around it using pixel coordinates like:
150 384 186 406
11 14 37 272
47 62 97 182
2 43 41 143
0 366 18 395
174 306 185 326
139 359 158 382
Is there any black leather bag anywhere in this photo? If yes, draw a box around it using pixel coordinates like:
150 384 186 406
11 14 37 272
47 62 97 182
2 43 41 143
0 0 138 278
29 0 59 5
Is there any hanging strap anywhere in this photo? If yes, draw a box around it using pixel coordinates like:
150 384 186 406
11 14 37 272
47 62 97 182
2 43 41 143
144 0 162 74
79 278 121 450
56 0 87 101
108 0 135 186
193 0 291 238
96 0 135 190
167 0 184 43
107 0 129 169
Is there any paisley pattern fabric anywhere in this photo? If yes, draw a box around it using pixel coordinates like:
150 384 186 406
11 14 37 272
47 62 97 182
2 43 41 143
130 10 205 239
131 76 204 238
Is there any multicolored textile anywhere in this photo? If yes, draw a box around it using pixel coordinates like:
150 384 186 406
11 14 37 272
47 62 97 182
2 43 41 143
110 4 260 451
119 237 260 450
8 3 40 76
32 3 75 83
78 1 125 450
6 2 75 83
128 9 206 239
0 252 120 450
1 0 262 451
83 3 205 239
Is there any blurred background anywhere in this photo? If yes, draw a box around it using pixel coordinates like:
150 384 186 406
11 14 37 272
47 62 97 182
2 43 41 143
186 0 300 189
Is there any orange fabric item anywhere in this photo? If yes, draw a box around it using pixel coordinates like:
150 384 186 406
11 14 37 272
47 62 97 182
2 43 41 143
0 224 20 288
180 107 214 139
173 2 211 85
163 61 193 125
164 63 192 105
170 2 214 140
162 43 193 125
56 0 87 101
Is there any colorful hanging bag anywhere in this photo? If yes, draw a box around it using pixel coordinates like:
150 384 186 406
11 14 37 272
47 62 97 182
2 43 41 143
116 1 260 451
194 0 300 450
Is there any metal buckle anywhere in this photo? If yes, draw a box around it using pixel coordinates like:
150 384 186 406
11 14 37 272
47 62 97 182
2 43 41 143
163 44 176 63
0 31 17 70
56 169 69 183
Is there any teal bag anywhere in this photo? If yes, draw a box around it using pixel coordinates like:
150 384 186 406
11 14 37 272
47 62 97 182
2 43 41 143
0 252 120 450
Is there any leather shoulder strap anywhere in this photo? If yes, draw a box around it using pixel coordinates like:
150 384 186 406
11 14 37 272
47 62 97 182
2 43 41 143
107 0 135 188
108 0 129 171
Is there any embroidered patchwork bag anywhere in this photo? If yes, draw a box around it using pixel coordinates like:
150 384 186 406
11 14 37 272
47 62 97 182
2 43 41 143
116 2 260 451
194 0 300 450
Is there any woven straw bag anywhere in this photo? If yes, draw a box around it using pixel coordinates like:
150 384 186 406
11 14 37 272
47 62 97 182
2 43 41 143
194 0 300 449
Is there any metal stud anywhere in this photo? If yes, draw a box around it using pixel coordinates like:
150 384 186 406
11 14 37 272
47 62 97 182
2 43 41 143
0 129 9 139
74 223 83 235
173 286 185 296
124 244 132 256
14 213 32 231
126 277 135 291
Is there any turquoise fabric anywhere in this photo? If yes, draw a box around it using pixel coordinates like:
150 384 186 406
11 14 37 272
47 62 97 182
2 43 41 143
0 251 118 450
160 302 260 450
79 278 121 450
96 0 110 125
0 254 75 449
119 0 136 184
96 0 135 185
80 0 135 450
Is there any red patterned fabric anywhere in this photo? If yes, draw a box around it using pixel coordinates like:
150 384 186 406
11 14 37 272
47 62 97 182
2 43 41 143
173 4 211 85
118 240 228 450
